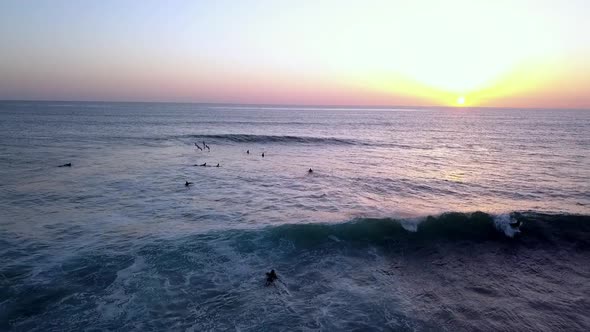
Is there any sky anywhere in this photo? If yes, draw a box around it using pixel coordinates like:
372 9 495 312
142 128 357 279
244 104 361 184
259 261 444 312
0 0 589 108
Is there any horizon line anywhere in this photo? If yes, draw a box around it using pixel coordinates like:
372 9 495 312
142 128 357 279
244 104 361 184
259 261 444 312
1 99 588 112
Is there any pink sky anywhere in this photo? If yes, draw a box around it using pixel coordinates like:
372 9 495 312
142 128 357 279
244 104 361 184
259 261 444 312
1 0 589 108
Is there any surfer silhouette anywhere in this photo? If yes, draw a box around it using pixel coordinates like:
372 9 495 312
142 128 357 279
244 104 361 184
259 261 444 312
185 181 193 186
308 168 313 173
265 269 278 286
58 163 72 167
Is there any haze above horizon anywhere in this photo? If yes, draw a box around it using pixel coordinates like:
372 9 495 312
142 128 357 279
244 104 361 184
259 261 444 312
1 0 589 109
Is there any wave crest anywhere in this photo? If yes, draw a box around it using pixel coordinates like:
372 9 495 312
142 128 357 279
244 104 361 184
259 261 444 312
185 134 362 145
259 212 590 249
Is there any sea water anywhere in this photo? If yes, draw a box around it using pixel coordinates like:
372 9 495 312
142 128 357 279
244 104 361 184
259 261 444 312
1 102 589 331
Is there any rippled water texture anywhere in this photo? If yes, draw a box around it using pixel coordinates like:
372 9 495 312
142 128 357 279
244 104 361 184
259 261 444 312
1 102 589 331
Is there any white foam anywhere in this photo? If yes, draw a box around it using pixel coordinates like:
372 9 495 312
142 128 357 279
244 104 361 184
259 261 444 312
400 220 419 232
328 235 341 242
96 256 146 320
493 214 520 238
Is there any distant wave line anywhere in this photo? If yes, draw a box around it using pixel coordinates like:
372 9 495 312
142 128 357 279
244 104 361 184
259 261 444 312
183 134 367 146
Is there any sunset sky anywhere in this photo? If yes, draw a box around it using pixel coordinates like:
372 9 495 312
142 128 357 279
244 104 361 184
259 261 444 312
1 0 589 108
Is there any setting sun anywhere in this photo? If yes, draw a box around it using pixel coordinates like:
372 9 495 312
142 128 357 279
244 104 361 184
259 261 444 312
0 0 588 109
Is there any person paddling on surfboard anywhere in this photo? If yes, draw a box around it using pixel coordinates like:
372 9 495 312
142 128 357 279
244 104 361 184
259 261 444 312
265 269 278 286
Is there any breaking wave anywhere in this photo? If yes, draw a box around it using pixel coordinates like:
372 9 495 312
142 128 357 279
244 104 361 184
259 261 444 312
2 211 589 331
247 211 590 250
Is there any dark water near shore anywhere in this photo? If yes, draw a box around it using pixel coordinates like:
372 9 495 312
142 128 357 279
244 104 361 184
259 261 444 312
1 101 589 331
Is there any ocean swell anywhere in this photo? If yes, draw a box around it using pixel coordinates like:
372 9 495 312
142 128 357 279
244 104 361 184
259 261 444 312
184 134 364 145
253 211 590 250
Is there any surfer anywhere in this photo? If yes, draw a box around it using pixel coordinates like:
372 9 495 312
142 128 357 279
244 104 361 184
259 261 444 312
265 269 278 286
308 168 313 173
185 181 193 186
194 143 203 151
216 163 220 167
262 152 265 158
200 163 207 167
247 150 249 154
58 163 72 167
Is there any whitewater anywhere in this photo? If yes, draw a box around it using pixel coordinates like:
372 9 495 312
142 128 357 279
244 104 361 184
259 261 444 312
1 101 589 331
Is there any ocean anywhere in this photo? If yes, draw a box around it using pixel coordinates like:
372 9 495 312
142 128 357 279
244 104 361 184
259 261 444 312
0 101 589 331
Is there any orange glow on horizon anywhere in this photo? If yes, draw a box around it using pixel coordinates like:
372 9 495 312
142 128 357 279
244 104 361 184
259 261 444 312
0 0 588 108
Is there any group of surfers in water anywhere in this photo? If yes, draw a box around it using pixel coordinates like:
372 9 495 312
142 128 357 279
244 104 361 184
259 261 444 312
184 141 313 187
56 141 315 206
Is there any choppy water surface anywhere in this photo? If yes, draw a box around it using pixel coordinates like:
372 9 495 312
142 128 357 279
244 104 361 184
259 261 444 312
1 102 589 331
